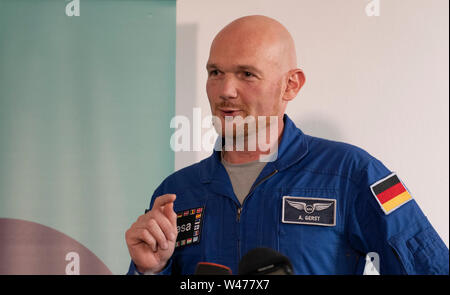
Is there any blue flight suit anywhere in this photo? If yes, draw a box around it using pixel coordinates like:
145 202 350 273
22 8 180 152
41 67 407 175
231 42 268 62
127 115 448 275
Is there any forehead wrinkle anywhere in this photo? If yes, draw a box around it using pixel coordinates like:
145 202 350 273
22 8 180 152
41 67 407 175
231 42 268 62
209 16 297 74
208 39 281 75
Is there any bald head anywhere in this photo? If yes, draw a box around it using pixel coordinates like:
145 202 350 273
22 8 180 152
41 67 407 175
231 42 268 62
206 15 306 146
210 15 297 73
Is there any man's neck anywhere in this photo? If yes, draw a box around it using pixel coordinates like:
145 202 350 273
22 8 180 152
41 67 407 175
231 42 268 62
222 119 284 164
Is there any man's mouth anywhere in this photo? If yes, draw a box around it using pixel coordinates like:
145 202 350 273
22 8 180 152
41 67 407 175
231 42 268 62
217 108 242 117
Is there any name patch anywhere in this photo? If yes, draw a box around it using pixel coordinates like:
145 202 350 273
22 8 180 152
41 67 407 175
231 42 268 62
282 196 336 226
175 207 204 248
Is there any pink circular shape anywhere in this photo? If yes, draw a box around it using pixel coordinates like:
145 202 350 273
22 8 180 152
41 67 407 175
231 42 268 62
0 218 112 274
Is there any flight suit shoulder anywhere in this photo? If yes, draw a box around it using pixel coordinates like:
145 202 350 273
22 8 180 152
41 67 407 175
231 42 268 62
302 135 378 183
149 160 206 208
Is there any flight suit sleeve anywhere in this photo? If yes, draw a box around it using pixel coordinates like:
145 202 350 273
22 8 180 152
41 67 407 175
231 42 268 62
126 184 175 275
347 158 449 275
126 259 173 275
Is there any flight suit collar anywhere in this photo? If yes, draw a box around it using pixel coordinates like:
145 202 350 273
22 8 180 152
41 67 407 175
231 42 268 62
199 114 309 184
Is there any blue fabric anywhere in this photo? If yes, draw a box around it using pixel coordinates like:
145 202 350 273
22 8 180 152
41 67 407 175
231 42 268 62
128 115 448 275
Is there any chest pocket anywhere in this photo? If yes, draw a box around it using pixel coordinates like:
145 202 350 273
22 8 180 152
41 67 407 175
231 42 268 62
172 197 207 274
278 188 344 273
280 187 340 225
172 192 233 274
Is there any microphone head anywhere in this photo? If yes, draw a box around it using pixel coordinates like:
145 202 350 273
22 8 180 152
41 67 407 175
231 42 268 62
238 247 293 275
194 262 232 275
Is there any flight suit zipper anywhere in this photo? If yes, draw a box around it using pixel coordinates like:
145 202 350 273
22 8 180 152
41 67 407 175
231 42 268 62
236 169 278 261
237 169 278 222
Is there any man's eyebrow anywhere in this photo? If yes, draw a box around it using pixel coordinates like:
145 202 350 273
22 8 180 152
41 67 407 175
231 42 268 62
206 63 263 75
206 63 218 70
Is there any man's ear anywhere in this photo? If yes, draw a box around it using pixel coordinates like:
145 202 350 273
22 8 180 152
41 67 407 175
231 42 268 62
282 69 305 102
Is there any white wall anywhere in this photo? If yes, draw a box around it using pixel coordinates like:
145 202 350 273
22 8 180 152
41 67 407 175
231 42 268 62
175 0 449 246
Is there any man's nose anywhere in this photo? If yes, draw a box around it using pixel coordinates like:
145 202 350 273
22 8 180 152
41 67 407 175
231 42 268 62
219 75 238 100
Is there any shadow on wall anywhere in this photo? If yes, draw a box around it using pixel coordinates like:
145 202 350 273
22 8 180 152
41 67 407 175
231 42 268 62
290 113 343 142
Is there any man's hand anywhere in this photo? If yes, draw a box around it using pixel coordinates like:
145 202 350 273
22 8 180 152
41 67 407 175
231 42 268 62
125 194 178 274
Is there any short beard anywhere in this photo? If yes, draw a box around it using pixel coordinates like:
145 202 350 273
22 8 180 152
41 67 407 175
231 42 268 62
212 115 279 156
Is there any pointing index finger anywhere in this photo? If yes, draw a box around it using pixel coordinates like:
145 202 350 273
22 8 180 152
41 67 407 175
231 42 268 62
154 194 176 208
163 201 177 227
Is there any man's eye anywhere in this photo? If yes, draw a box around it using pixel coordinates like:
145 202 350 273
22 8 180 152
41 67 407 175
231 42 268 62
244 71 254 77
209 70 219 76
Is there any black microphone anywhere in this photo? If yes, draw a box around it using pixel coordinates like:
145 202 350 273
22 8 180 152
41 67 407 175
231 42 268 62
194 262 232 275
238 247 293 275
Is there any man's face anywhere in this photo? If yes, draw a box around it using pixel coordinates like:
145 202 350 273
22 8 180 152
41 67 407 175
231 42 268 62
206 31 287 137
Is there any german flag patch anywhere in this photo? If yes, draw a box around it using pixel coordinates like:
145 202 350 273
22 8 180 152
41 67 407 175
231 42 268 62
370 173 412 215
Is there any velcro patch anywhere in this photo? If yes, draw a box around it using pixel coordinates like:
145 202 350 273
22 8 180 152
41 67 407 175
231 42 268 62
175 207 204 248
282 196 336 226
370 173 412 215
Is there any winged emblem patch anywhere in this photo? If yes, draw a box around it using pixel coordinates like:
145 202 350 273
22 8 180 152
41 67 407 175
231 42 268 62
282 196 336 226
285 200 333 214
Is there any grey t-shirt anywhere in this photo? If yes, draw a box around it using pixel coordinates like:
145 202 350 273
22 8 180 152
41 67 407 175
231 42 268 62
221 153 267 205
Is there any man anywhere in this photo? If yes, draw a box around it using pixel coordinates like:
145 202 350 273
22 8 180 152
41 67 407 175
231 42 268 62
125 15 448 275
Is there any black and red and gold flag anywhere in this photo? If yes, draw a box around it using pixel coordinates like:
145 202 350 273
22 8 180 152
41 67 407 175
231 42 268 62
370 173 412 214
